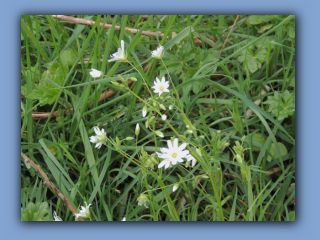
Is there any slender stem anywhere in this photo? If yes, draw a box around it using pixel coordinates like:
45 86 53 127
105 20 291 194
161 59 182 108
127 61 153 96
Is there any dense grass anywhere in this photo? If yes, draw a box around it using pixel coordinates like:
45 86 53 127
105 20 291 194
21 15 295 221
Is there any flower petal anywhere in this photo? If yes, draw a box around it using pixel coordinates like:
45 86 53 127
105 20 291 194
173 138 179 148
178 143 187 151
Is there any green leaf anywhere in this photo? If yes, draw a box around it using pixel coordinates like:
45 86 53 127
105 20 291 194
21 202 51 221
238 48 267 73
264 90 295 121
60 49 78 67
258 24 273 33
247 133 266 151
247 15 275 25
267 142 288 162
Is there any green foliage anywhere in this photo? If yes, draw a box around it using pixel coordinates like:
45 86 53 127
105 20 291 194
247 15 295 38
267 142 288 162
21 202 51 221
27 64 69 106
60 49 78 67
247 133 265 151
247 15 275 25
237 37 272 73
21 15 295 222
264 90 295 121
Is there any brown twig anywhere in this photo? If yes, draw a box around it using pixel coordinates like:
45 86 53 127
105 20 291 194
39 15 202 46
40 15 165 38
21 152 83 221
219 15 240 56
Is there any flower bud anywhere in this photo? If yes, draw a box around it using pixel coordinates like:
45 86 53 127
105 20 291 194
111 81 120 86
196 148 202 156
155 131 164 138
149 116 155 124
172 184 179 192
142 105 147 117
169 105 173 110
130 77 138 82
135 123 140 136
159 104 166 110
125 137 134 141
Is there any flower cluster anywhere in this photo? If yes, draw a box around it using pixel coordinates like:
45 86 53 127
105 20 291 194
156 138 197 169
75 202 92 219
89 127 107 149
137 193 149 208
108 40 127 62
151 45 164 59
53 211 62 221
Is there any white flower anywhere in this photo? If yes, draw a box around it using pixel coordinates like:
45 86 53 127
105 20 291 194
169 105 173 110
53 211 62 221
137 194 149 208
75 202 92 219
122 217 126 221
135 123 140 136
152 77 169 96
151 45 164 59
172 184 179 192
89 127 107 149
108 40 127 62
142 105 147 117
156 138 189 165
158 159 171 169
161 115 167 121
186 154 197 167
89 69 102 78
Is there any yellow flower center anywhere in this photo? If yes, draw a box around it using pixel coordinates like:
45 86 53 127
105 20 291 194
172 153 177 158
159 86 164 91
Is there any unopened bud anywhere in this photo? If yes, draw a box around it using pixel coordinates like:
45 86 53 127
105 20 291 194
142 105 147 117
135 123 140 136
155 131 164 138
159 104 166 110
172 184 179 192
111 81 120 86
